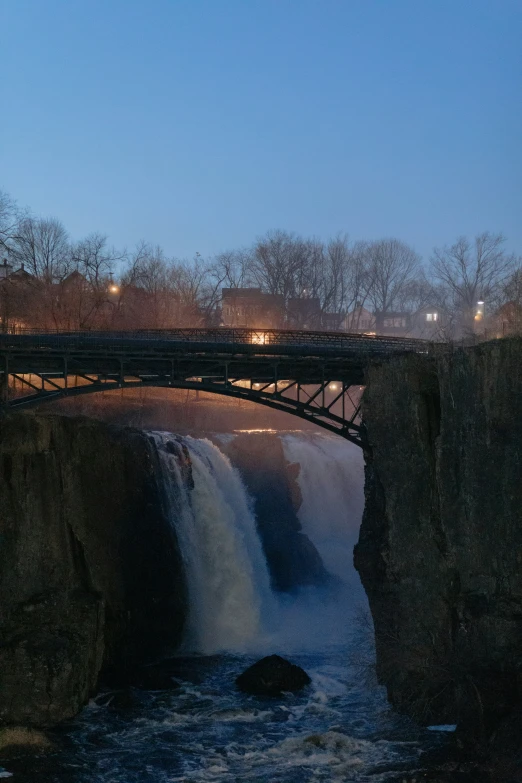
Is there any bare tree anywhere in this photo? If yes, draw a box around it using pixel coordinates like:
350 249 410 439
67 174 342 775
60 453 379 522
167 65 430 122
209 249 254 289
251 230 312 302
120 242 173 328
321 237 374 326
0 191 22 255
120 244 216 328
52 233 126 329
430 232 516 333
11 217 70 282
71 233 124 287
503 264 522 306
170 254 224 326
365 238 421 316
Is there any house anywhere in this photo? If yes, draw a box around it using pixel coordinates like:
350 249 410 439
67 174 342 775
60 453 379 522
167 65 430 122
321 312 344 331
342 305 375 334
375 311 411 337
61 269 89 290
221 288 284 328
410 306 446 339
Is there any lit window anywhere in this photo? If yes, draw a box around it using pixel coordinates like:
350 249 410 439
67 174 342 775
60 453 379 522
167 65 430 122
426 313 438 322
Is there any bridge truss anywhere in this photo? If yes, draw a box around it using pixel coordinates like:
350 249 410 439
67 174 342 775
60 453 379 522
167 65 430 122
0 328 428 446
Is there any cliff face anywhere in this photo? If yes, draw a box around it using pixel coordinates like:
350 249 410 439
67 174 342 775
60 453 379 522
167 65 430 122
221 433 331 592
354 338 522 740
0 413 187 727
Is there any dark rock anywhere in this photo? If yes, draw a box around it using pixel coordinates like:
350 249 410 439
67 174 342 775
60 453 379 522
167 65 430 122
0 413 188 727
354 338 522 764
222 433 332 591
0 727 54 757
236 654 311 696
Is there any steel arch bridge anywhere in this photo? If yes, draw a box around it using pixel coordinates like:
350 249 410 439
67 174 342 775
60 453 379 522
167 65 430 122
0 328 429 447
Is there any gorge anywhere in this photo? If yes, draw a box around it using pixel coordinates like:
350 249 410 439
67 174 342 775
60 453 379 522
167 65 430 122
0 337 521 781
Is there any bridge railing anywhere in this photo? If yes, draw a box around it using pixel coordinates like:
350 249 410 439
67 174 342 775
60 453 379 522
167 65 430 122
0 327 430 354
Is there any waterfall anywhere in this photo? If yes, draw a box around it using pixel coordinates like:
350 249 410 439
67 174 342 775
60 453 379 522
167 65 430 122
150 429 365 655
281 432 365 590
150 432 274 655
271 432 366 649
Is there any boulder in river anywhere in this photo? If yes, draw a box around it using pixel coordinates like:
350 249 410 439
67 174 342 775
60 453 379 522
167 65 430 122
236 655 311 696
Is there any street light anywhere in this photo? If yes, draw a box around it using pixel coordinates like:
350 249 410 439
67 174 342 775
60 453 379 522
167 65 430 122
108 273 120 296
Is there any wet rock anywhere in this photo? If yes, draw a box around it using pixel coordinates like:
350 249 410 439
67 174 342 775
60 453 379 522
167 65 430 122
236 654 311 696
0 727 53 757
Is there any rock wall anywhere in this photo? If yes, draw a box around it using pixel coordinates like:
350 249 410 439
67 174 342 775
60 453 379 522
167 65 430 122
221 432 331 591
354 337 522 741
0 413 187 727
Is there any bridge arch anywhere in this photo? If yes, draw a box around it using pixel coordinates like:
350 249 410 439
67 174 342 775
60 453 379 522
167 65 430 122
0 328 428 447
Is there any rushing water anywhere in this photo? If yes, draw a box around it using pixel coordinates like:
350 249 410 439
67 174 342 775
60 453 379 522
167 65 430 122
2 431 444 783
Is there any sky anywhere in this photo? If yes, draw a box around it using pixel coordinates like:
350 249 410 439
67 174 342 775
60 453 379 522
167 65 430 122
2 0 521 264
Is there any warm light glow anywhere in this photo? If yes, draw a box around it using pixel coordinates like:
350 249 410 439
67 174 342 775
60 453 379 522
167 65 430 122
109 284 119 294
250 331 268 345
328 383 339 391
253 383 261 388
474 314 482 321
235 429 277 434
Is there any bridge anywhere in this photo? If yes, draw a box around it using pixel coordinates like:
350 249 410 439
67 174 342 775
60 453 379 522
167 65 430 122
0 328 429 446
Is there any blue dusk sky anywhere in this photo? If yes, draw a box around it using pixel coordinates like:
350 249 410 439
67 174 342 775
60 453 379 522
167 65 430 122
2 0 521 262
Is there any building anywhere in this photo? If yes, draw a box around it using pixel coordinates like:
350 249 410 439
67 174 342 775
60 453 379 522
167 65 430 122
375 311 411 337
221 288 284 328
321 312 344 331
342 305 375 334
410 306 446 339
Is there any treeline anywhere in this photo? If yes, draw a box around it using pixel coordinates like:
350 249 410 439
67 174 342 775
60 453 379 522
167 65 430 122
1 189 520 336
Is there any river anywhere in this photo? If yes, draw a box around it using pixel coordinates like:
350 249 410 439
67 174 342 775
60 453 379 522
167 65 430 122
1 431 446 783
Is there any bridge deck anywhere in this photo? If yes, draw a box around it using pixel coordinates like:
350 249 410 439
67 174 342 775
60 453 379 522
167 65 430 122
0 327 428 354
0 329 431 444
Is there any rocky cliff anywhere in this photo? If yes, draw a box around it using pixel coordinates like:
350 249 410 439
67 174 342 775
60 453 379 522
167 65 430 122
355 338 522 753
221 432 331 591
0 413 187 728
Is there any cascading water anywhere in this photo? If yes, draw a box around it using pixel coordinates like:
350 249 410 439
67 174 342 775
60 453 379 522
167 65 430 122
150 430 365 654
281 432 366 596
150 432 274 654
